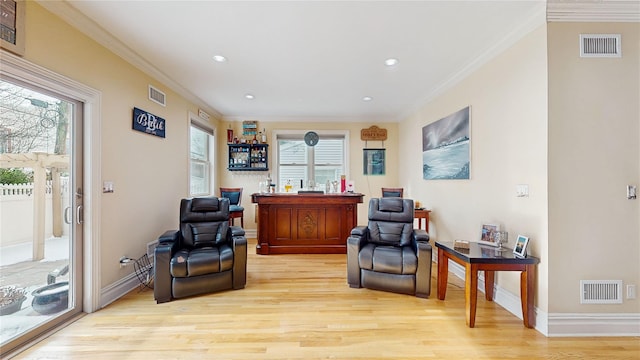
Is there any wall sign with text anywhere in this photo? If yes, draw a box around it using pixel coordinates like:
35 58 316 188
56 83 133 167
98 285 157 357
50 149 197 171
360 125 387 141
132 107 166 138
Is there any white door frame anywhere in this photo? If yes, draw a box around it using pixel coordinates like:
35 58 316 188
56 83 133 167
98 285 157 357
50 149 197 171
0 51 102 313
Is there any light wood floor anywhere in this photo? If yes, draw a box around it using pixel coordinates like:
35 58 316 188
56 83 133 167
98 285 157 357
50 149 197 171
13 239 640 359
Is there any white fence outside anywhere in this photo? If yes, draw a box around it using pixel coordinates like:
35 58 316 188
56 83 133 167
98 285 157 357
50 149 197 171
0 179 70 247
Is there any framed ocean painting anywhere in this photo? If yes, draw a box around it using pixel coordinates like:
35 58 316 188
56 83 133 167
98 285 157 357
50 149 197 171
422 106 470 180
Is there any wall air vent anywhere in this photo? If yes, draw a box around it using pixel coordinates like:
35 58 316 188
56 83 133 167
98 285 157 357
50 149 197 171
580 280 622 304
580 34 621 58
148 85 166 106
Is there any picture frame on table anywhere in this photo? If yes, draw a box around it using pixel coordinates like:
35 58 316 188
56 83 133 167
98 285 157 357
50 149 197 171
479 224 500 246
513 235 529 258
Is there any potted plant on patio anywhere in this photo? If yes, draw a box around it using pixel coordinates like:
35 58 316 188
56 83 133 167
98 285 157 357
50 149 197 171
0 286 27 315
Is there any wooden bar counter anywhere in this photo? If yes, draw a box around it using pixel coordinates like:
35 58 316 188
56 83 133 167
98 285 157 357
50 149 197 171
251 192 364 255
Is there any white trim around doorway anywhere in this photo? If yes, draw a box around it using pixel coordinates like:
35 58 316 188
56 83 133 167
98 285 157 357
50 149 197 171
0 50 103 313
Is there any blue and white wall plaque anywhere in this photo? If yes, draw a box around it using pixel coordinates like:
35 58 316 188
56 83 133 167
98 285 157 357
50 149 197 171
132 107 166 138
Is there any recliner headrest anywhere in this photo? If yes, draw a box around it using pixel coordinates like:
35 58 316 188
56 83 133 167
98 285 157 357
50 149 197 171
368 198 414 223
180 197 230 223
191 197 219 212
379 198 403 212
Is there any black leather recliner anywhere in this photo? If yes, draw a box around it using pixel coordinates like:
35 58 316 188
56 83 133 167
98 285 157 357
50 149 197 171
154 197 247 303
347 197 432 298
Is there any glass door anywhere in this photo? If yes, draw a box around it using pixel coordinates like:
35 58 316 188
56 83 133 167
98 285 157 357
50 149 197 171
0 77 83 356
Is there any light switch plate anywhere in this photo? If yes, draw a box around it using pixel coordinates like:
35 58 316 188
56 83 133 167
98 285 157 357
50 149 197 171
103 181 114 193
516 184 529 197
627 185 637 200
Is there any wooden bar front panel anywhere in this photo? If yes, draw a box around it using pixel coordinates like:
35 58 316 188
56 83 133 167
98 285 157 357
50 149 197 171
252 193 364 254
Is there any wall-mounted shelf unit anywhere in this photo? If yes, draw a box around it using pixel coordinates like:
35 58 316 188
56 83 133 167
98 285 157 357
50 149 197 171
228 143 269 171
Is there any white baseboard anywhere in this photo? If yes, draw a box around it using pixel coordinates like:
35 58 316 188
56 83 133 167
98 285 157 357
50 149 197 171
445 260 639 337
547 313 640 337
100 272 140 309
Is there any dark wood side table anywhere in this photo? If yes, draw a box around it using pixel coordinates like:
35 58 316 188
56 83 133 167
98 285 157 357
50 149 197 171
414 208 431 232
435 241 539 328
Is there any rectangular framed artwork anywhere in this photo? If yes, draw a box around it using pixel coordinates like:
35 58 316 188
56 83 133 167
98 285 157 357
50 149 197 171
422 106 470 180
363 148 385 175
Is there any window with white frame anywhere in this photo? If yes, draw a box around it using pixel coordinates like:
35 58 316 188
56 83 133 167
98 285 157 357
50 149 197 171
276 131 347 192
190 120 214 196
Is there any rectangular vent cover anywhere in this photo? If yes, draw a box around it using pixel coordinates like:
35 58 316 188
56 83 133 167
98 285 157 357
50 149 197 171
148 85 166 106
580 34 621 58
580 280 622 304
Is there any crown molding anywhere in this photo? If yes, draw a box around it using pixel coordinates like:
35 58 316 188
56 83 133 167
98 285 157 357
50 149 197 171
36 1 223 120
403 4 547 121
547 0 640 22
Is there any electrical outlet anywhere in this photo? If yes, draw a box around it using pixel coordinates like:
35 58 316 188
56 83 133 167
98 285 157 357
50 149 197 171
627 285 636 299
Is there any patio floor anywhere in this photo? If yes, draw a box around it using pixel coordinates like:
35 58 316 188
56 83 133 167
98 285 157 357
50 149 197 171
0 237 69 344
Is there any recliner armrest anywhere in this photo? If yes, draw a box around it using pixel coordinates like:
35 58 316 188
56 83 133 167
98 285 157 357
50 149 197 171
231 235 247 289
158 230 179 244
230 225 245 237
154 233 177 304
413 229 429 243
415 237 432 298
347 226 370 289
350 226 368 237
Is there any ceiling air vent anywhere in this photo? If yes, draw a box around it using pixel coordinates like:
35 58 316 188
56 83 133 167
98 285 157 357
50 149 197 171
580 34 621 58
580 280 622 304
148 85 166 106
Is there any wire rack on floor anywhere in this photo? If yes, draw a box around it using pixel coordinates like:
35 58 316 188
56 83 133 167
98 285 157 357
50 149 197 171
134 254 154 291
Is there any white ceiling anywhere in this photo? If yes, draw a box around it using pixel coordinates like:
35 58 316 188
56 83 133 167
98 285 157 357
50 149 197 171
45 1 548 122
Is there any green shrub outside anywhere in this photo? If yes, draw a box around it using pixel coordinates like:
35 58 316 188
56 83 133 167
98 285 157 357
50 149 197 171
0 168 33 184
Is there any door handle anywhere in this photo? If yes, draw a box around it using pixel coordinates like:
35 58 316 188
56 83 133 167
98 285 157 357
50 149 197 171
75 188 83 224
76 205 83 224
64 206 72 224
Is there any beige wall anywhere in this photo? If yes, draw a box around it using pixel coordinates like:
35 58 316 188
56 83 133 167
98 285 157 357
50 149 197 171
548 22 640 313
20 2 219 288
398 25 550 312
217 121 400 229
399 20 640 322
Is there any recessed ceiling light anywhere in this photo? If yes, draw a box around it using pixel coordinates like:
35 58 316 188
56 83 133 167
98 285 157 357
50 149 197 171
384 58 399 67
213 55 227 62
244 94 255 100
362 96 373 102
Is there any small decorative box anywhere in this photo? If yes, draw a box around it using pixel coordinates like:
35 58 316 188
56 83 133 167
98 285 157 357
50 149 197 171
454 240 470 250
